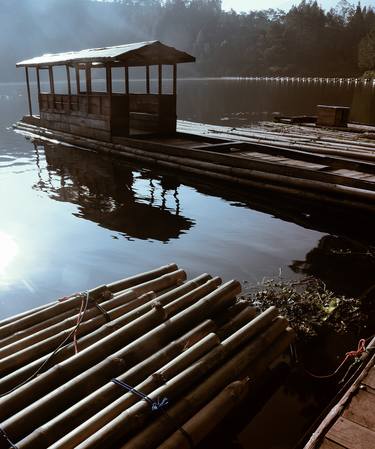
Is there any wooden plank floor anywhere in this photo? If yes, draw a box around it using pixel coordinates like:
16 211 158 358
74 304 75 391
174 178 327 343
312 360 375 449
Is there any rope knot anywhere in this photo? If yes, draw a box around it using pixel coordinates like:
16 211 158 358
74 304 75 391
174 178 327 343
345 339 366 360
151 397 169 411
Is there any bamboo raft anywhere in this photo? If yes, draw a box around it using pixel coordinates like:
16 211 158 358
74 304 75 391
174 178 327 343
14 117 375 213
0 264 294 449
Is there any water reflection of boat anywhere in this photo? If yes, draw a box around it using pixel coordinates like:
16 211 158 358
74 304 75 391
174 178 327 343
290 235 375 296
33 143 194 242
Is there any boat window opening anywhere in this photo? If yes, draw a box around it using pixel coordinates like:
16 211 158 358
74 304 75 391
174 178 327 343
111 67 125 94
91 68 106 93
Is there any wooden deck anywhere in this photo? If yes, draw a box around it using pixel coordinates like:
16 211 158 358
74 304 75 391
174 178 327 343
304 344 375 449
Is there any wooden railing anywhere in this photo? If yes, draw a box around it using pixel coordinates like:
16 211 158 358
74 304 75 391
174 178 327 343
39 92 177 135
39 93 112 117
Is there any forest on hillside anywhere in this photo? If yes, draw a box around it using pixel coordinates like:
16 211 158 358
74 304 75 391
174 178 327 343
3 0 375 81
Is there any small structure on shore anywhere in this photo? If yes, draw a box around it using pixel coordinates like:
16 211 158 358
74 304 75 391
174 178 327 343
16 41 195 140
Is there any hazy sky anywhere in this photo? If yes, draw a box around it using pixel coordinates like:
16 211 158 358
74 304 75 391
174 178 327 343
222 0 374 12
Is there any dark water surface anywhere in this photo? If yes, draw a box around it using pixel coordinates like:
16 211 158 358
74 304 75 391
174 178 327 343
0 79 375 449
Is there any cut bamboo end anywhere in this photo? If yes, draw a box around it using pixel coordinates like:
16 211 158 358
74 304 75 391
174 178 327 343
156 378 251 449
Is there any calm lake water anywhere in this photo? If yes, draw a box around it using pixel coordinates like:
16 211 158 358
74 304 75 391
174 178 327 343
0 79 375 449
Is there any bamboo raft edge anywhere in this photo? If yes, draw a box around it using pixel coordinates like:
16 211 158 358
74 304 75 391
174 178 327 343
13 119 375 213
0 264 295 449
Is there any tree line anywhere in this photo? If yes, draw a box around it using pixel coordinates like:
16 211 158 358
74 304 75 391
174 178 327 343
2 0 375 81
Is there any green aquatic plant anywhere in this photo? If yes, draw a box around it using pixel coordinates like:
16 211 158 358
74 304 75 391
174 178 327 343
241 276 373 339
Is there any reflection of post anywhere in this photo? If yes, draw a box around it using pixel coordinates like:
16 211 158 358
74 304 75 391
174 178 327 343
149 179 155 206
33 143 43 185
161 189 166 210
174 188 180 216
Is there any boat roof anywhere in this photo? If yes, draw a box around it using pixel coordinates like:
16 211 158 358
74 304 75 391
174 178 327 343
16 41 195 68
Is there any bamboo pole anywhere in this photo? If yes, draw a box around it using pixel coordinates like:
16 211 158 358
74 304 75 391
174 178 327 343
0 309 78 349
19 333 220 449
27 304 260 449
69 308 281 449
0 291 154 360
0 270 186 374
0 274 211 394
119 319 291 449
0 268 188 356
0 302 56 328
0 278 236 429
157 378 251 449
44 319 217 449
178 119 375 151
157 328 295 449
216 305 257 339
0 264 179 341
107 264 178 293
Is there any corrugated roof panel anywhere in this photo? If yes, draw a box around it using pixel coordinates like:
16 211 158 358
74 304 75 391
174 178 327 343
16 41 195 67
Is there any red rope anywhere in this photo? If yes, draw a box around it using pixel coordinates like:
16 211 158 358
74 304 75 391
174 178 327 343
58 292 80 302
306 339 367 379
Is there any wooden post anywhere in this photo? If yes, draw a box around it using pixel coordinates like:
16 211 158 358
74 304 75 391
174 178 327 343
75 66 80 95
85 64 92 94
36 67 41 114
25 67 33 117
48 66 55 94
106 65 112 95
66 65 71 112
146 65 150 94
124 66 129 94
158 64 162 95
86 63 92 114
173 64 177 95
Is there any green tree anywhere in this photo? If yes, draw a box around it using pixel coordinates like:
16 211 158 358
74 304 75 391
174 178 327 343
359 27 375 71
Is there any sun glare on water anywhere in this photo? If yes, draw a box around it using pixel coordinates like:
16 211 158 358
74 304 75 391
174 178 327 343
0 231 18 275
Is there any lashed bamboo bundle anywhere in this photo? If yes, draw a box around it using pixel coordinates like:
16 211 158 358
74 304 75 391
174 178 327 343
0 264 295 449
0 272 210 393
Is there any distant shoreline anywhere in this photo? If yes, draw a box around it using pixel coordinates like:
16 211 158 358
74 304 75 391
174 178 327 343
2 76 375 86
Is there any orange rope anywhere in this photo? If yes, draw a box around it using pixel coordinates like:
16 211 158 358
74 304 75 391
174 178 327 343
306 339 367 379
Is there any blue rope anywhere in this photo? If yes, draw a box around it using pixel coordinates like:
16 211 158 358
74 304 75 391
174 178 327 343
0 427 18 449
111 378 194 447
111 378 168 411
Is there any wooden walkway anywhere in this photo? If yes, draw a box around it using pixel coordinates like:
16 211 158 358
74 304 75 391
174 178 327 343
304 346 375 449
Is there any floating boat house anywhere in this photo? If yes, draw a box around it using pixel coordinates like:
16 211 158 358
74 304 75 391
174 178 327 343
15 43 375 214
17 41 195 141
